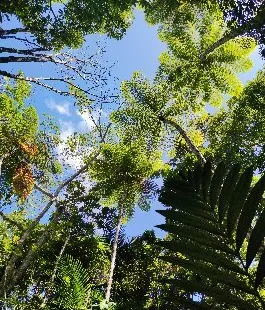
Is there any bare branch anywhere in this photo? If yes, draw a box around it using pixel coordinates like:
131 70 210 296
0 28 28 36
34 184 54 199
0 55 50 63
0 47 46 55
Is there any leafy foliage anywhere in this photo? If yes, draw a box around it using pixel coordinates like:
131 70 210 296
53 254 92 310
0 0 136 50
88 141 164 212
155 7 256 109
157 162 265 309
206 68 265 173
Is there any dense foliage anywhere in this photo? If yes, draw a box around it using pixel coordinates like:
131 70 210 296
1 1 265 309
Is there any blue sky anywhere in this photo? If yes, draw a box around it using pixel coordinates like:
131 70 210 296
2 10 265 238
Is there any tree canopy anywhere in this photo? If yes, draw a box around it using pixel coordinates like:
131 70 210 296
1 1 265 309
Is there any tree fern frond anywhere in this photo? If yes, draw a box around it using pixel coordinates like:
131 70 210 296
157 224 234 254
54 254 92 310
157 162 265 309
236 173 265 251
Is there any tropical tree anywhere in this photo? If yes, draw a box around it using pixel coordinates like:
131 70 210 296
0 0 136 50
205 68 265 173
141 0 265 57
87 140 165 302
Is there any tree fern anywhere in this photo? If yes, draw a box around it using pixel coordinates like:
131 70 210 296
53 254 92 310
157 162 265 309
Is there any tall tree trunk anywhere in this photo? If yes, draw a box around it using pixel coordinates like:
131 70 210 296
105 207 123 303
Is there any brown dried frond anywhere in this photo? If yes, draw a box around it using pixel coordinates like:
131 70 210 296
19 142 38 156
12 164 34 201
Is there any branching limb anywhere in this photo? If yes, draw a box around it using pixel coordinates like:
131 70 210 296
0 28 28 36
34 184 54 199
0 151 100 294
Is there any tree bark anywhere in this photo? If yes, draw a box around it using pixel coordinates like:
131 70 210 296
0 28 28 36
105 207 123 302
158 113 206 165
0 55 49 63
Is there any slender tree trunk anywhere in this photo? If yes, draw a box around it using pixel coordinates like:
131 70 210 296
105 207 123 302
40 233 71 308
158 113 206 165
2 203 64 295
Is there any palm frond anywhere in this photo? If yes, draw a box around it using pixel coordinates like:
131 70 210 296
157 162 265 309
54 254 91 310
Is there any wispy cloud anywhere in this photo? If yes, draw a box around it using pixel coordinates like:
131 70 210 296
77 110 97 131
46 99 71 116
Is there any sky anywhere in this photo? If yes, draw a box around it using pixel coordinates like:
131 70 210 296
2 10 265 238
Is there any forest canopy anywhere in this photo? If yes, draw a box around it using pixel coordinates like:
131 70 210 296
1 1 265 309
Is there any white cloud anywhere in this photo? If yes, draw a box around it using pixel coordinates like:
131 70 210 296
46 99 71 116
76 110 97 131
57 120 83 170
59 120 75 141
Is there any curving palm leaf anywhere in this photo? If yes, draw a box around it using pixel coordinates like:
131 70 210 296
53 254 92 310
157 162 265 309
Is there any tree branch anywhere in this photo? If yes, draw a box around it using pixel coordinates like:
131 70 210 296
105 206 123 302
0 151 100 294
158 113 206 165
0 47 46 55
0 55 49 63
0 28 28 36
200 30 241 62
34 183 54 199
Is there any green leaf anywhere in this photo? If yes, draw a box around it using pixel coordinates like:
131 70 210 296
158 191 214 220
255 249 265 288
246 208 265 268
158 240 244 274
157 224 234 254
162 278 256 309
202 161 212 202
193 163 203 193
160 256 252 294
209 162 226 210
227 166 253 236
157 209 221 235
218 163 240 223
236 173 265 251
